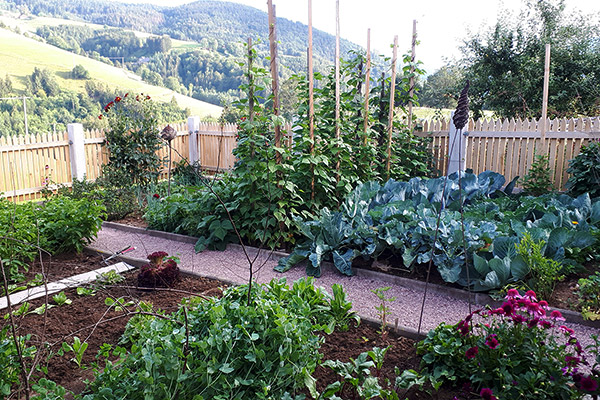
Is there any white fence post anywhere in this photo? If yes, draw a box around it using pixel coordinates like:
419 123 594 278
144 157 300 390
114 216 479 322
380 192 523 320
67 123 86 181
447 112 467 175
188 116 200 165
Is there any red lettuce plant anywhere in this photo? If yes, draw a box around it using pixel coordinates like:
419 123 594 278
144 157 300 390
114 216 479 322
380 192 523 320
137 251 180 288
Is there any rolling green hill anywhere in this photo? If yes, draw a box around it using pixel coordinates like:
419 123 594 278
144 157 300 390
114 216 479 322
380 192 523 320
0 0 374 107
0 27 221 118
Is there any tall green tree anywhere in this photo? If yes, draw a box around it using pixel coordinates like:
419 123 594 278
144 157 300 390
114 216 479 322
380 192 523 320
419 65 462 109
461 0 600 118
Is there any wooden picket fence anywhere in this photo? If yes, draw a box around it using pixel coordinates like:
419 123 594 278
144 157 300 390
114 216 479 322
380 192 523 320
2 116 599 202
414 116 600 190
0 122 239 202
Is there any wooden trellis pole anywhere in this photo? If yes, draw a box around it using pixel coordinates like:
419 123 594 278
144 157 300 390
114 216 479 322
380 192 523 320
267 0 281 163
407 20 417 132
308 0 315 199
539 43 551 155
247 38 254 122
335 0 341 174
363 28 371 141
385 36 398 176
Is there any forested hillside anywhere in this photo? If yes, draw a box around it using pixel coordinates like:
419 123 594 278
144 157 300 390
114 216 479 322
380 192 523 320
2 0 365 106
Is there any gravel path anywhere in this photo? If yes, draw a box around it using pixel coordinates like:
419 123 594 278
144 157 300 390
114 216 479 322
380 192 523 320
90 224 600 348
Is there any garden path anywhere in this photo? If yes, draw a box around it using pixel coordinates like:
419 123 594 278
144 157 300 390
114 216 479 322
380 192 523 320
90 223 600 345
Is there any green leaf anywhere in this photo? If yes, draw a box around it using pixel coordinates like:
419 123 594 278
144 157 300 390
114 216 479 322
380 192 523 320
492 237 519 259
219 364 234 374
510 255 529 281
489 257 510 284
473 253 490 276
332 249 356 276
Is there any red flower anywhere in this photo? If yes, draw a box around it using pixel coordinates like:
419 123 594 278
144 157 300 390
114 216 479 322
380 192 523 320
146 95 151 100
485 334 499 349
501 301 514 316
115 96 122 102
457 319 470 335
104 101 114 112
153 193 160 199
540 320 552 329
124 93 129 97
580 376 599 392
465 346 478 359
98 115 103 119
480 388 497 400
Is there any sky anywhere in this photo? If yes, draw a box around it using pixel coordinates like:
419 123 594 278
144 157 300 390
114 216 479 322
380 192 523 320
116 0 600 74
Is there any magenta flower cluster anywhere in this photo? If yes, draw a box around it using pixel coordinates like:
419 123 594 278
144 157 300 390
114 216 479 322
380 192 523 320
456 289 599 397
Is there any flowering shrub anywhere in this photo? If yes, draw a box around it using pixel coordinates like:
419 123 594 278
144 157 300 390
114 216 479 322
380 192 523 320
100 93 163 188
137 251 179 288
418 290 589 399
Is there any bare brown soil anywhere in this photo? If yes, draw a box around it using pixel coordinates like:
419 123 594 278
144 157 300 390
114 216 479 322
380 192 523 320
2 253 463 399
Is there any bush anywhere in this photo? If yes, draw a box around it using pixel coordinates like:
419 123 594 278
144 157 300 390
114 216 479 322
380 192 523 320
567 141 600 198
577 272 600 320
0 200 38 282
38 196 106 254
100 93 164 188
516 233 563 301
81 278 351 399
418 290 587 399
71 64 90 80
522 154 553 196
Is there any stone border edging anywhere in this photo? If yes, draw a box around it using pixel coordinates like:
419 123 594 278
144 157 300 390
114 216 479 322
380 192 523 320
97 221 600 329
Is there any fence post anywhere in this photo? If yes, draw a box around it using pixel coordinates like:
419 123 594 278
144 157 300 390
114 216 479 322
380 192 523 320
447 112 467 175
67 123 86 181
188 116 200 165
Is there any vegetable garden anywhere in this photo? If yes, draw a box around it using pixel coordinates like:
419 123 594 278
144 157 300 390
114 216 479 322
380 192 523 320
2 20 600 400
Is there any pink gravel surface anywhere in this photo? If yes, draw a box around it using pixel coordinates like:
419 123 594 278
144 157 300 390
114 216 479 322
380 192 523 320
90 224 600 347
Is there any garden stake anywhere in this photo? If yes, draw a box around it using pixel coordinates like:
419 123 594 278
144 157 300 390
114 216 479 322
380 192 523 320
453 81 474 315
417 81 472 334
160 124 177 197
1 259 31 399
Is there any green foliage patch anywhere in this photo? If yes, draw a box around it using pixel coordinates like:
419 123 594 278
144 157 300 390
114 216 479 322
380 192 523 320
80 278 356 400
278 171 600 292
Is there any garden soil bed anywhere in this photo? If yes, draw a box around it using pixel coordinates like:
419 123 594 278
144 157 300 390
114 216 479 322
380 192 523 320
2 252 461 399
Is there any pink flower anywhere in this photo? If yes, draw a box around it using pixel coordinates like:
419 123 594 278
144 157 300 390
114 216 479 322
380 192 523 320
465 346 479 359
506 288 520 299
525 290 537 300
540 320 552 329
480 387 497 400
512 314 526 324
485 334 499 349
539 300 548 309
559 325 574 335
550 310 565 321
